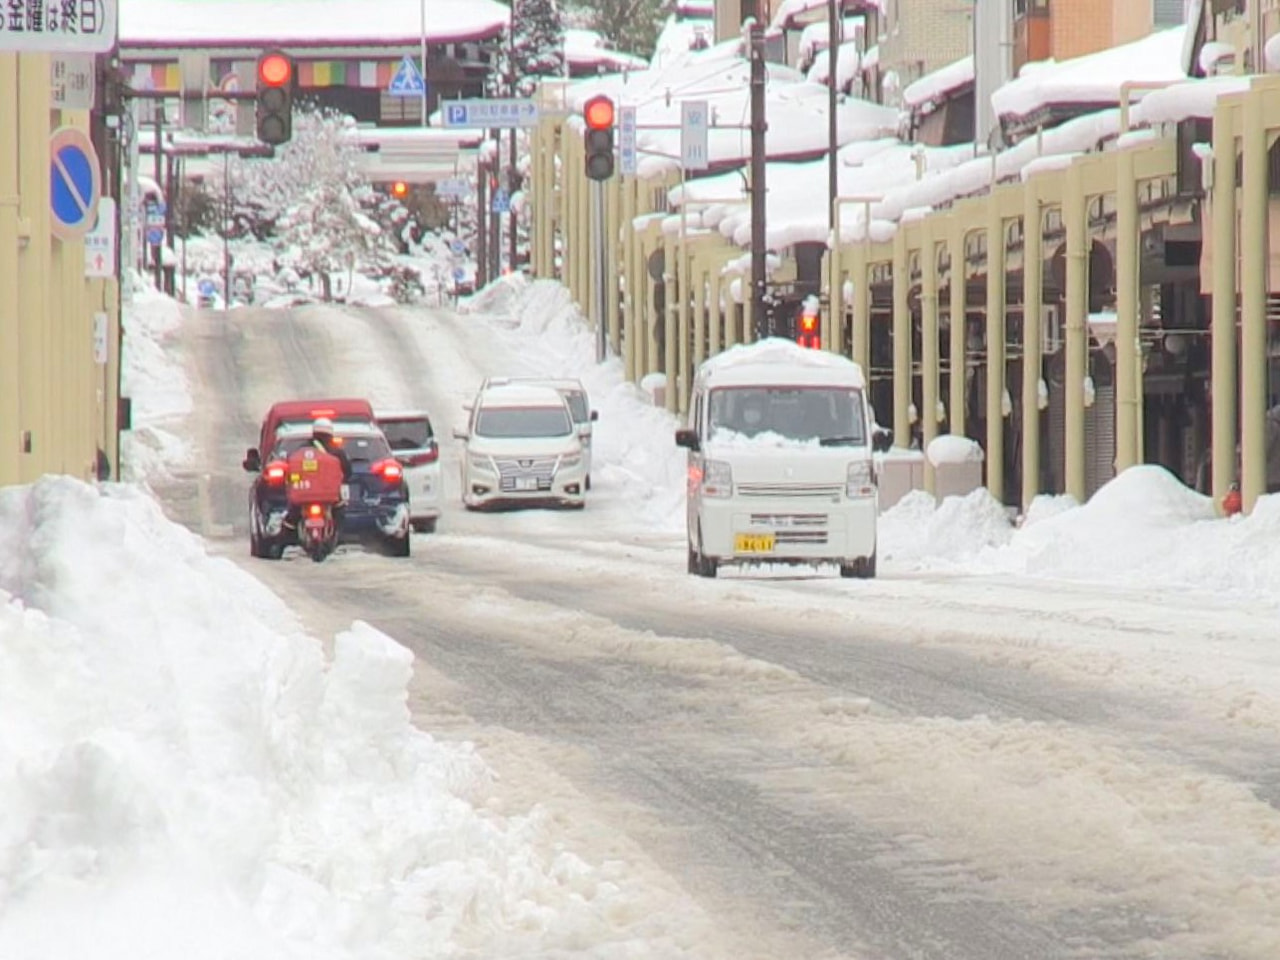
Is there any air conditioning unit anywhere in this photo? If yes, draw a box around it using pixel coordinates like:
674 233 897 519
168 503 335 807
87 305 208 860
1042 304 1063 355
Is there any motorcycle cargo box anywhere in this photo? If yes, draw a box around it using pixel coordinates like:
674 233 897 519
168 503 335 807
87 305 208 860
285 447 345 506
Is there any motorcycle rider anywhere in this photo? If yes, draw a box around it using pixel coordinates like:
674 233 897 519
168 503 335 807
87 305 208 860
309 417 352 482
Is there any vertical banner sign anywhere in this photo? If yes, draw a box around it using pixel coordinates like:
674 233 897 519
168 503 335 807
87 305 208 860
680 100 709 172
619 106 638 176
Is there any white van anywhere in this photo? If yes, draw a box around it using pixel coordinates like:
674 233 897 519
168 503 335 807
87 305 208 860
675 338 891 579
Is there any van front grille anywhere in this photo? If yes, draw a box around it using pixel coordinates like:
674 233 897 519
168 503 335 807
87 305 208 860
737 482 843 500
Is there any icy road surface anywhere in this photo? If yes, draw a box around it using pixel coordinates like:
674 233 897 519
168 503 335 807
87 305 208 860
148 301 1280 960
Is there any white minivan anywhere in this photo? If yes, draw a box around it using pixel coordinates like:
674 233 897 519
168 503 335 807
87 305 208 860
675 338 891 579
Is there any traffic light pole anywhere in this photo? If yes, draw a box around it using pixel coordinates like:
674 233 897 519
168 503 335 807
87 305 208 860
748 19 770 338
591 179 608 363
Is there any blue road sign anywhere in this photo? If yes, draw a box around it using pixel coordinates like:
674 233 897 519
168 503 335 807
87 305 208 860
49 127 101 242
491 189 510 214
453 267 466 281
450 239 466 254
146 225 165 246
388 56 426 97
198 279 217 297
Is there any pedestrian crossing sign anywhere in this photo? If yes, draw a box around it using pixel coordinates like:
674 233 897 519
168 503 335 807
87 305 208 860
388 56 425 96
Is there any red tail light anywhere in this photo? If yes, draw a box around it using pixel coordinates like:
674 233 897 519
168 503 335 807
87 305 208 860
372 458 403 482
264 461 287 484
401 446 439 467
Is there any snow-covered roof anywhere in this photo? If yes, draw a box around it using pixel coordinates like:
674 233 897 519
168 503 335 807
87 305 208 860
798 18 864 63
118 0 508 47
806 42 862 90
565 29 649 73
903 55 974 114
1129 75 1252 126
771 0 881 31
479 383 570 408
564 32 897 178
992 26 1190 122
699 337 867 388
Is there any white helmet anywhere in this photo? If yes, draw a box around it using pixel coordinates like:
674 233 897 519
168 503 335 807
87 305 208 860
312 416 335 440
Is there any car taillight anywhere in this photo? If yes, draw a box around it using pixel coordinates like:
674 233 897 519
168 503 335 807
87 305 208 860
264 461 287 484
372 458 403 482
307 503 324 517
401 446 439 467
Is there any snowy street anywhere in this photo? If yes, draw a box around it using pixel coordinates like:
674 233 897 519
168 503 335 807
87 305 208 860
128 289 1280 960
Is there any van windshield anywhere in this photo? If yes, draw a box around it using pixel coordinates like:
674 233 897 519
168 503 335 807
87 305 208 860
708 387 867 445
476 406 572 438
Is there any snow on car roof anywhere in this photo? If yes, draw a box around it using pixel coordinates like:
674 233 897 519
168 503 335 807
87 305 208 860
374 409 434 422
477 384 570 408
698 338 867 389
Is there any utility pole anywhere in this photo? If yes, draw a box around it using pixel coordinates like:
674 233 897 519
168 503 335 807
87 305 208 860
152 106 164 290
749 17 769 338
827 0 839 232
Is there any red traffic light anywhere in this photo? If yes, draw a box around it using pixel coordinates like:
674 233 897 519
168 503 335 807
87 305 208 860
391 181 409 198
258 52 292 88
584 95 615 130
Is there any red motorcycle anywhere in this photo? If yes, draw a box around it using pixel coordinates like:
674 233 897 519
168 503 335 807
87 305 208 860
286 446 346 562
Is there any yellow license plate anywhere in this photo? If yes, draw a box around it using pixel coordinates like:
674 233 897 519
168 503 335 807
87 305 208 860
734 533 776 554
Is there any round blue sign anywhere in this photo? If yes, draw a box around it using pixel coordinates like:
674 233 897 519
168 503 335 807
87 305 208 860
48 128 101 241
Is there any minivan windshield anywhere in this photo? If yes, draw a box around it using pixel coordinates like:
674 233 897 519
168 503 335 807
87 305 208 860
708 386 867 445
476 406 572 438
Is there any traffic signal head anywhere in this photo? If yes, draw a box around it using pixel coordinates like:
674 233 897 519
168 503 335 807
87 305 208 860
797 308 820 349
391 181 409 199
583 94 615 181
255 50 294 146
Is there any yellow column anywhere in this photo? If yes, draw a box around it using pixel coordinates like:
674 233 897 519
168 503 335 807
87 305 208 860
851 239 869 372
0 54 19 486
1211 104 1237 504
920 218 939 493
18 54 52 481
1022 186 1043 511
531 119 544 277
708 253 723 357
562 134 575 299
664 228 678 413
949 221 967 436
892 225 910 446
692 248 708 373
622 183 637 381
1114 146 1140 472
1064 162 1088 502
1240 86 1268 513
985 199 1006 501
829 200 843 355
742 276 754 345
677 213 690 414
606 176 621 356
726 282 740 348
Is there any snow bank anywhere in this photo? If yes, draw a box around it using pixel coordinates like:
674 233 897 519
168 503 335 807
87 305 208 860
120 278 194 483
0 476 700 959
879 466 1280 601
926 434 983 466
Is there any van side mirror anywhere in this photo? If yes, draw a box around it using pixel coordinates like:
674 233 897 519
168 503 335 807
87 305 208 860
675 428 700 451
590 410 599 422
872 428 893 453
242 447 261 472
452 428 469 441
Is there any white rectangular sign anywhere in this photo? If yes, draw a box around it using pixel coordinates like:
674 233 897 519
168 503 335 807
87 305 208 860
619 106 637 176
51 53 95 110
92 312 109 365
680 100 709 172
0 0 117 53
436 177 471 198
84 197 116 278
441 98 540 129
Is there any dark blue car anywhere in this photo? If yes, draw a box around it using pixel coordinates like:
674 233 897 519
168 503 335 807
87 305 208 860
244 421 411 559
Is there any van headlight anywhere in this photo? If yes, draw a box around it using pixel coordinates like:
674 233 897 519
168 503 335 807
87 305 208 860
469 454 494 472
557 453 582 471
847 461 875 498
702 459 733 498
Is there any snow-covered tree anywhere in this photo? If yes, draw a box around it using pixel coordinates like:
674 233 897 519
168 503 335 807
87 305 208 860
490 0 567 96
222 108 405 301
566 0 669 57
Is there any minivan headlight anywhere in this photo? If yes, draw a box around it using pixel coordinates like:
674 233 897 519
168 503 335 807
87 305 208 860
847 461 875 498
702 459 733 498
469 454 494 472
557 453 582 471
